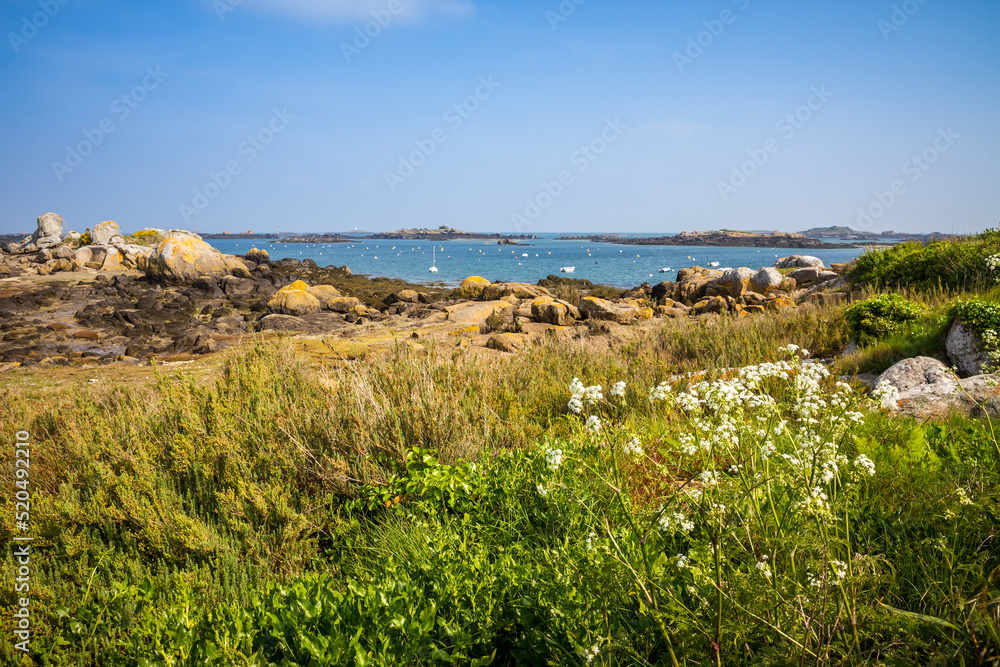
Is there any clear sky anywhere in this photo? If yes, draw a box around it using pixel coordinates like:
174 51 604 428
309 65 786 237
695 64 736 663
2 0 998 235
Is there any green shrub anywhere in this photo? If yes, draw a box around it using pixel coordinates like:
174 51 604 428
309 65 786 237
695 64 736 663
848 229 1000 291
845 294 924 346
952 299 1000 338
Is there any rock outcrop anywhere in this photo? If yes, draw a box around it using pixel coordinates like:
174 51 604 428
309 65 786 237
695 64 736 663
16 213 65 252
946 320 992 377
91 221 124 245
775 255 824 269
267 280 322 316
144 234 240 284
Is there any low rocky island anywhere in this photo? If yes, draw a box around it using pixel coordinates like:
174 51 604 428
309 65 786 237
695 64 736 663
270 233 352 244
557 230 866 248
365 226 536 242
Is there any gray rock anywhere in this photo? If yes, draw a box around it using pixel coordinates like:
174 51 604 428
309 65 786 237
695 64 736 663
875 356 954 394
749 267 783 295
257 314 312 332
91 221 123 245
816 270 840 284
946 320 992 377
28 212 65 249
713 267 755 298
788 267 820 284
775 255 824 269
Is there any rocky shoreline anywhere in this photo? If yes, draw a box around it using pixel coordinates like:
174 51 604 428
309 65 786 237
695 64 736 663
1 213 853 371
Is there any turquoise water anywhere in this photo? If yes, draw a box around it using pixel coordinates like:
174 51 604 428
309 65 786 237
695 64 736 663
204 234 866 289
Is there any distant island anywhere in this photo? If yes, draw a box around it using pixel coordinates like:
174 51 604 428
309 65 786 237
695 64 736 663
363 226 536 242
798 226 950 242
556 230 866 249
269 233 352 244
200 232 275 239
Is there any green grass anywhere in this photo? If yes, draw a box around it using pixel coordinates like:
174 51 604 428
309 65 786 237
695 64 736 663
1 297 998 665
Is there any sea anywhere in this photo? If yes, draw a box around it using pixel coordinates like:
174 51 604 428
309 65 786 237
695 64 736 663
204 233 871 289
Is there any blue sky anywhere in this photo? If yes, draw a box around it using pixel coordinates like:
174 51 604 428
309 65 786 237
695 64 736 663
1 0 998 235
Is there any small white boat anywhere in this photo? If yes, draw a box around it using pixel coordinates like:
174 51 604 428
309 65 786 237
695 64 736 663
560 266 575 273
708 261 720 267
429 246 438 273
522 253 529 257
658 267 672 273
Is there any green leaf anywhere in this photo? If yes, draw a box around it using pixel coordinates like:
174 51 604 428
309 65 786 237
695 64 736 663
879 602 961 631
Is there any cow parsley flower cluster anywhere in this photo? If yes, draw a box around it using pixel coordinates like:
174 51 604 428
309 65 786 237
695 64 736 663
872 380 900 409
609 381 627 398
986 253 1000 271
853 454 876 476
623 438 643 457
568 377 605 415
544 447 564 471
657 510 695 534
648 381 673 403
585 415 602 434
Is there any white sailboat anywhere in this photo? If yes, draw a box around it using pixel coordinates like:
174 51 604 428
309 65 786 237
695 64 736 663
560 266 575 273
429 246 438 273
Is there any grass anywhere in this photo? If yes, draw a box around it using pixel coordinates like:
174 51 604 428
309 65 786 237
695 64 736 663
1 289 998 665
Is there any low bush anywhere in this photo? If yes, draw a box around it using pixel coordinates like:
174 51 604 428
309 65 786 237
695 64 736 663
845 294 924 346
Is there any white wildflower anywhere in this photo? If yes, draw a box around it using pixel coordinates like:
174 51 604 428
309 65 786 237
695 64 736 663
586 532 597 550
585 415 602 434
648 381 673 402
831 559 848 581
755 555 772 579
872 380 900 409
956 487 973 506
582 385 603 404
676 554 690 569
657 511 694 534
584 644 601 663
853 454 876 477
699 469 720 486
544 447 564 471
536 484 548 497
569 377 585 396
567 396 583 414
609 381 627 398
623 438 643 457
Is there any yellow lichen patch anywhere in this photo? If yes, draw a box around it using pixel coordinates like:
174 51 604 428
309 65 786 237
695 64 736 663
449 325 481 336
457 276 491 299
268 281 321 316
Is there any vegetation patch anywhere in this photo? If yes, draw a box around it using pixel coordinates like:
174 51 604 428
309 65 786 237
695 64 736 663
848 229 1000 291
845 293 924 347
